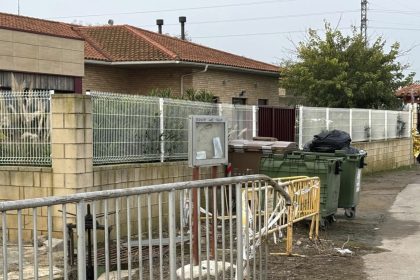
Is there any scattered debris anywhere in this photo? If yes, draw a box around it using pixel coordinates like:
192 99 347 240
43 238 64 252
176 261 236 279
98 269 139 280
334 248 353 255
2 266 63 280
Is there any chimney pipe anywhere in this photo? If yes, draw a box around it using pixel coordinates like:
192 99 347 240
156 19 164 34
179 16 186 40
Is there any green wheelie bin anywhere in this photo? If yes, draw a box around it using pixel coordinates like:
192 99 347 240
292 150 367 218
260 154 342 223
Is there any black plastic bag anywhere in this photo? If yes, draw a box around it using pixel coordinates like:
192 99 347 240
308 130 352 153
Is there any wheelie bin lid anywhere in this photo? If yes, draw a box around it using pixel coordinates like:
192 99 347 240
229 140 297 154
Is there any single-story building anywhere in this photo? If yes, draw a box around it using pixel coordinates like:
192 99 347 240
0 12 280 105
395 83 420 104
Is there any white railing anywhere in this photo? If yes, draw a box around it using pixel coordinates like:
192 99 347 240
297 106 411 148
0 91 51 166
91 92 258 165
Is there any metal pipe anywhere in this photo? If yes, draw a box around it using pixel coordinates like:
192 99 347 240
180 64 208 96
235 183 243 280
0 175 291 211
168 190 177 280
179 16 187 40
156 19 164 34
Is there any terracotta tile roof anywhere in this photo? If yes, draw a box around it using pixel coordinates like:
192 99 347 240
395 84 420 97
0 12 279 74
0 12 82 40
77 25 279 73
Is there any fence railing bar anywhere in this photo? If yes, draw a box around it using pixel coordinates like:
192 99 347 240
2 212 8 280
168 190 177 280
77 202 86 280
189 189 193 280
147 194 153 280
116 198 121 279
137 195 143 280
229 184 233 279
158 192 163 280
33 208 39 280
92 202 98 280
127 197 132 280
179 191 185 280
235 183 243 280
18 209 23 280
197 188 202 280
0 175 291 211
104 200 110 279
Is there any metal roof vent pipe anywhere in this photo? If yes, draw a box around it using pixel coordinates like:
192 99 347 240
156 19 164 34
179 16 187 40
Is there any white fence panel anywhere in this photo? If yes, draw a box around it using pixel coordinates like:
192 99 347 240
298 106 411 147
371 110 386 140
351 109 370 142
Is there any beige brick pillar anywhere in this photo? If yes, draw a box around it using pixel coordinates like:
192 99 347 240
51 94 93 194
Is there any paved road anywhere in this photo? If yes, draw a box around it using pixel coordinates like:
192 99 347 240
363 183 420 279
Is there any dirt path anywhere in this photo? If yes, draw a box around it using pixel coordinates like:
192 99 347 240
267 165 420 279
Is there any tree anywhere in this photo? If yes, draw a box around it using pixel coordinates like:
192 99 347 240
279 23 415 109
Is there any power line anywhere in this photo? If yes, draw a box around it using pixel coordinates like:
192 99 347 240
193 27 353 39
371 26 420 32
370 8 420 17
48 0 297 19
139 10 359 27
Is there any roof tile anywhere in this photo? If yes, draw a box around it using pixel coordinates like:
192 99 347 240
0 12 279 73
0 12 81 40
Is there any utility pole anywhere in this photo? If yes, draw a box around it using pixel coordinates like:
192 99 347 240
17 0 20 15
361 0 368 45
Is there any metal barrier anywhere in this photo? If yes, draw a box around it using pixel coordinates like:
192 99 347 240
0 90 51 166
0 175 293 280
240 176 320 258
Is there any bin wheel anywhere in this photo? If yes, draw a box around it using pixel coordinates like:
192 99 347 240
320 218 328 230
345 208 356 219
327 214 336 223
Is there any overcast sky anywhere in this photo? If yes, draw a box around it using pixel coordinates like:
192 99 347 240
2 0 420 79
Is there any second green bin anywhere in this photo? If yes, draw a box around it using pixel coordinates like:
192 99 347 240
292 150 366 218
260 154 342 219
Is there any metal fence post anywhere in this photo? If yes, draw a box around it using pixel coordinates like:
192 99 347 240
349 109 353 138
298 106 304 149
159 98 165 162
169 190 177 280
235 183 243 280
77 201 87 280
252 105 257 138
326 107 330 131
409 105 413 135
384 111 388 140
218 103 223 117
368 110 372 142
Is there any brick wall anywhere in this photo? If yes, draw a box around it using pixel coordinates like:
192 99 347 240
353 138 413 174
83 64 279 105
0 29 84 77
192 69 279 105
